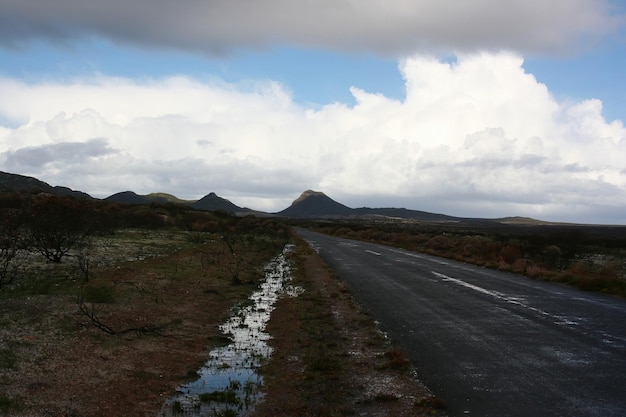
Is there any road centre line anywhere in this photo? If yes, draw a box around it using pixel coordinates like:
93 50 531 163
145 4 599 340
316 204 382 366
365 249 382 256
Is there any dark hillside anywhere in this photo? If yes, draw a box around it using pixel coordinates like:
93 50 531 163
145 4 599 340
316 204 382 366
277 190 353 218
105 191 152 205
190 192 242 212
0 171 91 199
0 170 56 193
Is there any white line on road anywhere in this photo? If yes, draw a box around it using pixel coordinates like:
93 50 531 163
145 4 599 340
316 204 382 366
387 248 449 265
365 250 382 256
431 271 579 326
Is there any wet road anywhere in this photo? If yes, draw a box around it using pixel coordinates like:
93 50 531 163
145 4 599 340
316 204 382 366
296 229 626 417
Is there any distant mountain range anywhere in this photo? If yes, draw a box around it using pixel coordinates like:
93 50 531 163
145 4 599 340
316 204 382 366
0 170 542 223
0 170 92 199
276 189 460 222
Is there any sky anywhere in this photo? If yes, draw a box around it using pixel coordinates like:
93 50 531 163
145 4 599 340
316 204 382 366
0 1 625 224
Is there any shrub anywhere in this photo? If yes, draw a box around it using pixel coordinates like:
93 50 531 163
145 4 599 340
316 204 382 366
0 210 24 288
25 196 98 263
427 235 453 251
543 245 562 268
512 258 532 274
524 263 556 279
499 244 522 264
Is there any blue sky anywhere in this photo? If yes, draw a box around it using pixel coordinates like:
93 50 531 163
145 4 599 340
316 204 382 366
1 0 625 223
2 39 624 121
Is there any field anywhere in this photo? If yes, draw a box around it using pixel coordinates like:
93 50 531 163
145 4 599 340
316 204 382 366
0 219 444 417
0 225 286 416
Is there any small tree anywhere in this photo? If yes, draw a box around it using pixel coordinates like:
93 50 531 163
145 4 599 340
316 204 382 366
0 210 24 288
74 238 93 282
26 196 97 263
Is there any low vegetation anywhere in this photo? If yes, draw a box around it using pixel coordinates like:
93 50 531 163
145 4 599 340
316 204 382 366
0 197 290 416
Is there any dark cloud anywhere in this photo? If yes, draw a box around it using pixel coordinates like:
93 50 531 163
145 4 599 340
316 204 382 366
3 137 116 169
0 0 621 55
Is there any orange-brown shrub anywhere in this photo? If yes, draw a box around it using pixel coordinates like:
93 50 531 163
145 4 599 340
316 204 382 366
427 235 453 251
512 258 532 274
499 244 522 264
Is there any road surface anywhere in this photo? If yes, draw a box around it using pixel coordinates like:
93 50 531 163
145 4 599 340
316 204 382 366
296 229 626 417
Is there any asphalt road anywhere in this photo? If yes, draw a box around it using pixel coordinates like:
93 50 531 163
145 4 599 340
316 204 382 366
296 229 626 417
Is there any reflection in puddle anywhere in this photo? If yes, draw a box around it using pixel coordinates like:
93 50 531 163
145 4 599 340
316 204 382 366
160 245 298 416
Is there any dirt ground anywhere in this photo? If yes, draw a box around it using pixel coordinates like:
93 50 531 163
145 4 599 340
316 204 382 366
0 230 445 416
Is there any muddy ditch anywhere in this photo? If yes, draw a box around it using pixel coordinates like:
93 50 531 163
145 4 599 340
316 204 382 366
160 244 300 416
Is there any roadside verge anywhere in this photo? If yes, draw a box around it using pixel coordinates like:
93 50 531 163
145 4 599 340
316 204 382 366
255 236 447 417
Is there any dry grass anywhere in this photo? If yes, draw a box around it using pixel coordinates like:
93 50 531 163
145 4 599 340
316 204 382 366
0 228 284 417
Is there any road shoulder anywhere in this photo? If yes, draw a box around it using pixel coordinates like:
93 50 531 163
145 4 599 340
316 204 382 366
255 238 447 416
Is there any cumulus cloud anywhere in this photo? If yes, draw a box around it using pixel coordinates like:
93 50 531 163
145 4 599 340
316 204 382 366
1 52 625 223
0 0 621 55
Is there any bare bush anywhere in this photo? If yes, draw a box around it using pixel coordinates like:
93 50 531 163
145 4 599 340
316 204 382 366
0 211 25 288
25 196 98 263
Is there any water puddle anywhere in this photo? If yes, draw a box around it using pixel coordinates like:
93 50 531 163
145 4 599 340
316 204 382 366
160 244 299 416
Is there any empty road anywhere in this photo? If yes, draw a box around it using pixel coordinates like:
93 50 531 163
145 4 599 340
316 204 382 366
296 229 626 417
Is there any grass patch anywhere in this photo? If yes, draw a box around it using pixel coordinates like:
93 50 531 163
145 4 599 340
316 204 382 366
0 348 17 369
199 389 239 405
259 241 351 416
0 395 21 414
81 282 116 303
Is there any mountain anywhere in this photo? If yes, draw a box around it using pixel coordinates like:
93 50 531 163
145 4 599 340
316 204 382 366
104 191 152 205
0 170 546 222
146 193 192 205
105 191 195 205
276 190 354 218
0 171 92 199
104 190 251 213
276 190 462 221
190 192 243 212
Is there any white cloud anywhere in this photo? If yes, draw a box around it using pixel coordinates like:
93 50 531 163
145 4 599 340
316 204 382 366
1 52 625 223
0 0 621 55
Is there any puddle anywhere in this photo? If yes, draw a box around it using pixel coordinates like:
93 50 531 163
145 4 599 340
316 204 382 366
160 244 299 416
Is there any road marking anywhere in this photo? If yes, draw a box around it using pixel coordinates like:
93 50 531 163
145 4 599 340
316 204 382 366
432 271 504 298
431 271 578 326
388 248 449 265
365 250 381 256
